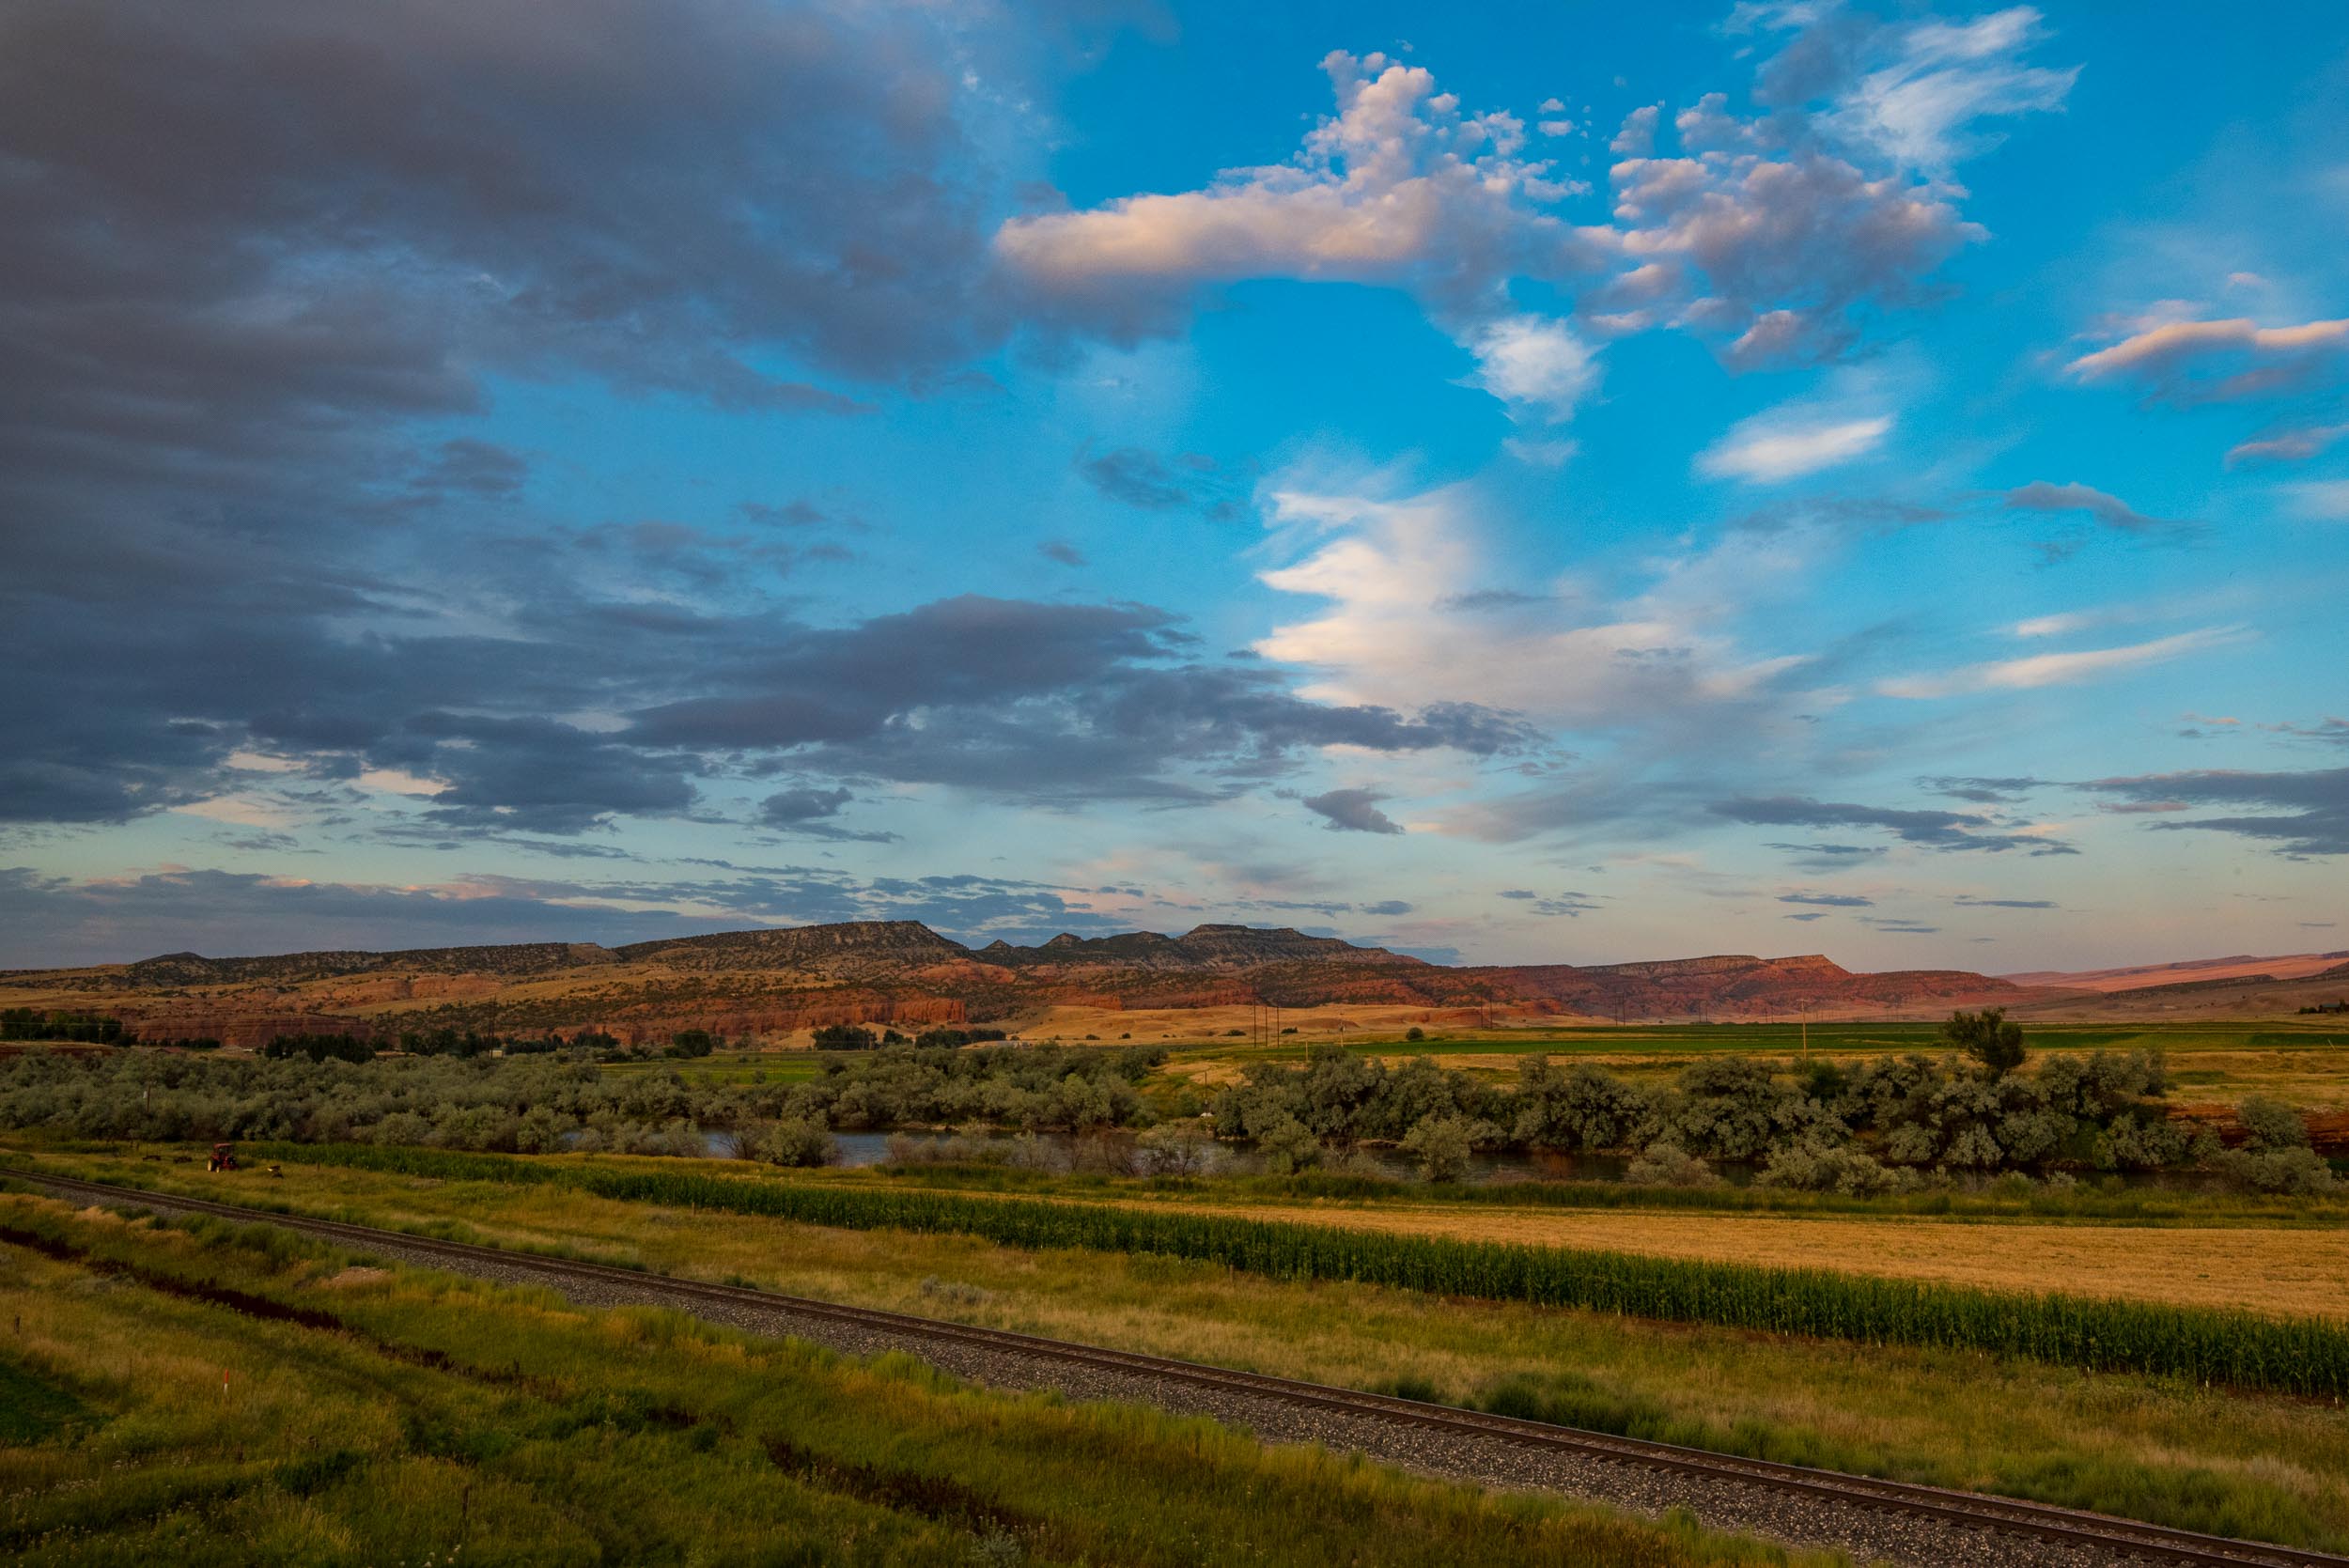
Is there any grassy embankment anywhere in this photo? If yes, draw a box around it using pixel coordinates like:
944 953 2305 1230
10 1143 2349 1552
0 1192 1837 1568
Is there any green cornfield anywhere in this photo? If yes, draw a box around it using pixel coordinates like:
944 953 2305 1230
148 1144 2349 1399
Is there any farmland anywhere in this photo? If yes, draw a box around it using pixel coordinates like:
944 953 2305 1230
8 1141 2349 1554
0 1191 1828 1568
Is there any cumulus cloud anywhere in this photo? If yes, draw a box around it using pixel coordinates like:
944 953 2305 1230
1463 315 1601 423
998 50 1603 336
2066 316 2349 406
1875 626 2243 699
1300 787 1407 834
1001 16 2064 400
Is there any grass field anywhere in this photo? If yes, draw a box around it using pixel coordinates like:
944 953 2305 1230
0 1193 1828 1568
10 1142 2349 1552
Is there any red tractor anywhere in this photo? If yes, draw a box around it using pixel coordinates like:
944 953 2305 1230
207 1142 238 1172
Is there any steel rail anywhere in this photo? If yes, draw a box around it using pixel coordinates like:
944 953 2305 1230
9 1167 2342 1568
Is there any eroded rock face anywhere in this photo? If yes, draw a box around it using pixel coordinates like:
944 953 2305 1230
1 921 2032 1041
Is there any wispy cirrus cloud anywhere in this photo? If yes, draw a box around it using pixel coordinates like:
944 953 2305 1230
1699 411 1892 484
1875 626 2244 699
2226 424 2347 467
2066 316 2349 406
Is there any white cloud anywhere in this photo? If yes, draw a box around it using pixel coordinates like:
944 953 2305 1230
2279 480 2349 520
1876 626 2244 699
1501 436 1579 468
1698 408 1891 483
999 16 2070 397
1823 7 2077 172
996 51 1598 314
1463 314 1600 422
2010 610 2094 638
1252 482 1807 727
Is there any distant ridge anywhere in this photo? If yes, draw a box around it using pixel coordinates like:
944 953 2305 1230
0 919 2041 1045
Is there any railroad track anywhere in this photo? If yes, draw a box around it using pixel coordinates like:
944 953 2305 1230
8 1166 2342 1568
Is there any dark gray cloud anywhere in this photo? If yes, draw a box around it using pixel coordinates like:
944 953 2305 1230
1779 892 1872 907
2086 767 2349 856
758 786 853 826
1079 447 1191 509
1532 893 1601 917
1919 775 2051 804
1038 539 1088 567
3 1 1315 841
0 865 731 968
1952 895 2058 909
1764 840 1888 869
1361 899 1414 916
1073 444 1242 519
2001 482 2193 540
1301 789 1406 835
1713 796 2073 854
411 439 530 501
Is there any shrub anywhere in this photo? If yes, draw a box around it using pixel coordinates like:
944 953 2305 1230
1624 1144 1721 1188
1941 1007 2026 1077
1137 1119 1217 1176
2237 1095 2310 1152
1402 1113 1490 1182
1757 1138 1914 1196
2216 1146 2336 1195
759 1118 839 1168
1255 1113 1320 1175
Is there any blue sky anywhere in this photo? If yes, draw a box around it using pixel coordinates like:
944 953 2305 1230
3 0 2344 970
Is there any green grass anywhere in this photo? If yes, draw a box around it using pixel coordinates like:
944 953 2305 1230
19 1142 2349 1553
0 1194 1831 1568
131 1142 2349 1397
0 1358 88 1444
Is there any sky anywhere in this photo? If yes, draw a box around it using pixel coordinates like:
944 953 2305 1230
3 0 2346 972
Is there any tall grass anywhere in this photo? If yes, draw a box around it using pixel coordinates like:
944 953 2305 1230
239 1142 2349 1398
0 1194 1825 1568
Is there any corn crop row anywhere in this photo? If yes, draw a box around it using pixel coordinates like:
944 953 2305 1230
261 1142 2349 1398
